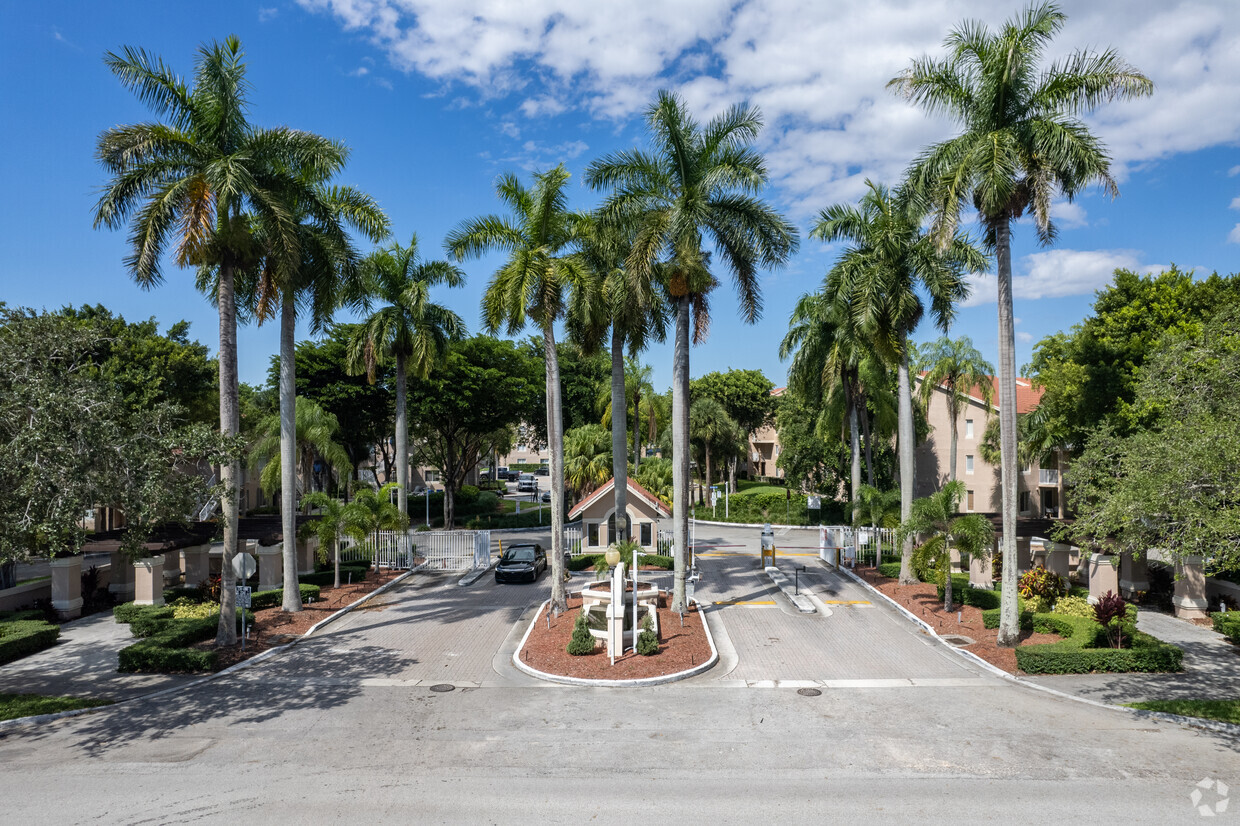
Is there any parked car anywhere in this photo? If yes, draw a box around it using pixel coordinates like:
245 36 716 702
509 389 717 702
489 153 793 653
518 473 538 492
540 490 551 503
536 465 549 476
495 543 547 584
501 468 520 481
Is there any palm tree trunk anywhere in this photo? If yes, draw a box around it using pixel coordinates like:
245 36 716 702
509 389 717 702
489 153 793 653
944 549 954 612
948 402 959 485
633 383 641 471
544 324 568 613
279 293 301 613
610 328 628 541
395 352 409 516
215 262 240 646
897 340 917 585
671 296 690 613
333 534 341 590
859 395 875 487
847 387 861 525
995 220 1021 647
704 443 713 507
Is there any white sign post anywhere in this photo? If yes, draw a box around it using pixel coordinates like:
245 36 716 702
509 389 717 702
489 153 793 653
231 553 256 651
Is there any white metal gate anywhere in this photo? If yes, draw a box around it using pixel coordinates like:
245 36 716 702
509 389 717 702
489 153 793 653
817 526 898 567
341 529 492 571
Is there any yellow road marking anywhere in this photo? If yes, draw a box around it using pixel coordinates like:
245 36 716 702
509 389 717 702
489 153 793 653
712 600 777 605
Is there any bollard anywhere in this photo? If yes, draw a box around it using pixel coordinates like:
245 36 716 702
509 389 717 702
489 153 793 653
794 565 806 595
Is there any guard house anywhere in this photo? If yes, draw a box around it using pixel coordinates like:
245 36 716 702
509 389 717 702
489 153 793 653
568 478 671 552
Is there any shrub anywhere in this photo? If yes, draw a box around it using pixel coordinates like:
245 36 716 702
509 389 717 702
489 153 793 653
117 610 253 673
566 612 596 656
1019 565 1065 603
163 585 208 604
1093 591 1130 648
566 554 604 572
1053 595 1095 620
301 567 368 587
170 599 218 621
877 562 903 580
475 491 499 514
0 620 60 666
248 584 321 611
1015 632 1182 674
457 485 480 506
991 549 1003 582
638 554 674 570
936 578 1002 610
1211 612 1240 644
636 613 658 656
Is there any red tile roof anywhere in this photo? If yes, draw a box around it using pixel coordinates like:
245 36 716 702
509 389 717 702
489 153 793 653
567 477 671 520
917 372 1044 414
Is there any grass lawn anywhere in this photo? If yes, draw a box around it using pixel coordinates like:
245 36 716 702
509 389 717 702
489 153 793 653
1124 699 1240 725
0 693 113 722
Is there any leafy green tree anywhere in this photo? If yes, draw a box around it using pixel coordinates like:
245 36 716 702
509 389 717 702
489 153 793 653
692 369 776 492
347 234 466 517
773 390 847 496
405 336 542 528
299 493 367 589
854 484 903 564
587 91 798 612
891 1 1153 644
689 397 742 502
248 397 353 502
94 36 346 645
916 336 994 484
634 456 673 505
899 480 994 611
448 166 591 611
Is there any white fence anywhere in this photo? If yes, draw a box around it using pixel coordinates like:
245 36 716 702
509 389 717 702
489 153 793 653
563 525 583 555
816 526 899 567
341 529 492 571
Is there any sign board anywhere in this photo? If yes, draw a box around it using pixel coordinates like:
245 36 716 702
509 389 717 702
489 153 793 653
236 585 252 609
232 552 257 580
808 495 821 510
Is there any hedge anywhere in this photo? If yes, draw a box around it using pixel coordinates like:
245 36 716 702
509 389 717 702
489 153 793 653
877 562 903 579
249 584 320 611
0 610 46 623
935 577 1002 610
113 603 173 627
117 611 253 674
1211 612 1240 644
1015 631 1182 674
301 566 369 587
0 620 61 666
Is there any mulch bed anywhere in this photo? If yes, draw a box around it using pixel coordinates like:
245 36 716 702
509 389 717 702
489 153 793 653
853 566 1060 675
518 591 713 681
198 568 404 670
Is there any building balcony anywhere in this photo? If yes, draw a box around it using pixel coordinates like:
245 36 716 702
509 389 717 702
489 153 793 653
1039 468 1059 486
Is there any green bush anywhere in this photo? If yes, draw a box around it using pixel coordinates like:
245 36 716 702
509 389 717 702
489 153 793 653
566 612 596 656
113 602 173 625
636 613 658 655
566 554 603 572
0 620 61 666
638 554 674 570
1211 612 1240 644
0 610 46 623
170 600 218 621
117 610 253 674
1053 595 1095 619
163 585 207 604
1015 632 1182 674
877 562 903 579
935 578 1002 610
248 584 321 611
129 609 177 638
1018 566 1066 602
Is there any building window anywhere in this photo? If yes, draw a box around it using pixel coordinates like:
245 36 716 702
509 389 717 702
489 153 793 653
587 522 600 547
1019 491 1030 513
965 455 975 474
965 419 974 439
424 469 440 483
966 490 975 511
640 522 653 547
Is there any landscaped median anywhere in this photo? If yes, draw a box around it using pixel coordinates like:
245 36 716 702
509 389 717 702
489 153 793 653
0 612 61 666
113 601 260 673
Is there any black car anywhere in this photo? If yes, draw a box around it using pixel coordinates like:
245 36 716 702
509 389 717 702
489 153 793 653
495 543 547 584
540 490 551 503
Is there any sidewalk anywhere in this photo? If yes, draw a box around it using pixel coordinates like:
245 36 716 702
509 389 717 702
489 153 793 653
1022 610 1240 704
0 611 195 702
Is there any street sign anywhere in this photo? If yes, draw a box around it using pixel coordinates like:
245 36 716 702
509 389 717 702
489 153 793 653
232 552 256 580
236 585 252 609
808 495 821 510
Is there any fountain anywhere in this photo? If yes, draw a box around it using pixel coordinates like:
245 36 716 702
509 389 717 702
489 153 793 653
580 556 659 659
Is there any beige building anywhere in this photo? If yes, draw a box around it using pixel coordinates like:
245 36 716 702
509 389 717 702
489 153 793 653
568 478 671 552
914 374 1064 517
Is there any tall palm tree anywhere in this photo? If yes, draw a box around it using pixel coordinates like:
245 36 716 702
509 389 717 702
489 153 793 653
248 396 353 502
564 424 613 500
299 492 368 589
625 358 657 470
899 480 994 612
890 1 1152 644
586 91 798 612
916 336 995 484
245 179 388 613
93 36 341 645
447 165 590 613
346 235 466 518
814 181 986 585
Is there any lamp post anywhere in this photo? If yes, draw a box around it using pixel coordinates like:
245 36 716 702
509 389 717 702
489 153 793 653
425 487 430 527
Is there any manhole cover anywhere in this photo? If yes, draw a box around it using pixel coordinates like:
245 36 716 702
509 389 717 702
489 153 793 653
797 688 822 697
429 683 456 693
941 635 975 647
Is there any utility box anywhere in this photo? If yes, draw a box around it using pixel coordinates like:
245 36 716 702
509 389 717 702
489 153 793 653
760 524 776 568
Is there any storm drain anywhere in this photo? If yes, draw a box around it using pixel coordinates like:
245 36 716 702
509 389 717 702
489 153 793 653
797 688 822 697
940 635 975 647
429 683 456 693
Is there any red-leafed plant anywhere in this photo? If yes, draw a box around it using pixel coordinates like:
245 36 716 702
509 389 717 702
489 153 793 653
1093 590 1130 649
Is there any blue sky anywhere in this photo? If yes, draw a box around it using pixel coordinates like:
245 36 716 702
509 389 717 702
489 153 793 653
3 0 1239 392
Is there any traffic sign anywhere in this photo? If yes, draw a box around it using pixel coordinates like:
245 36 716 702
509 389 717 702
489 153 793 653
232 552 256 580
236 585 252 609
808 495 822 510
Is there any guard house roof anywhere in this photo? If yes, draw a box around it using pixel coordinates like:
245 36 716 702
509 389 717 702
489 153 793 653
567 477 671 521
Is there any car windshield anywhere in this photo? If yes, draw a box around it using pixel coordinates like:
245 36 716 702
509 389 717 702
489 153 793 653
503 548 535 563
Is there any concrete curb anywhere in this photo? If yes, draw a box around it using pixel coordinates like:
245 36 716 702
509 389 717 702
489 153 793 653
0 568 419 732
511 594 719 687
763 566 818 614
457 565 493 587
839 566 1240 738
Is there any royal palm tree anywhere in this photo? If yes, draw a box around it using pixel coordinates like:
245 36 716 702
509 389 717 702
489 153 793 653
586 91 797 612
447 165 591 613
814 181 986 585
564 424 613 500
346 235 466 518
890 1 1152 643
249 396 353 503
899 480 994 612
299 492 367 589
94 36 342 645
916 336 995 484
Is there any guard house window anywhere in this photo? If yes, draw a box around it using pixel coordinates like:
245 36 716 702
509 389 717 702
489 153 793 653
607 512 617 541
965 419 974 439
640 522 653 547
966 489 975 511
587 522 600 547
965 454 975 474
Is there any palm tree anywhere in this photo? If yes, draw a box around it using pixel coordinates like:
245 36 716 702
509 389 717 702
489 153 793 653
814 181 986 585
350 482 410 565
916 336 995 483
564 424 612 500
899 480 994 612
626 358 657 470
93 37 342 645
447 165 590 613
249 396 353 502
690 397 740 506
890 1 1152 644
852 484 902 566
346 235 466 518
299 493 368 589
586 91 798 612
245 179 388 613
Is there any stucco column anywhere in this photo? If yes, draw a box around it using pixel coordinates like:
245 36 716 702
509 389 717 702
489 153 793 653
1173 555 1209 620
162 549 182 585
968 553 994 590
182 543 211 587
297 535 318 576
1016 537 1032 573
1119 551 1150 598
257 544 282 592
1087 553 1119 605
133 555 166 607
50 556 83 621
108 549 135 599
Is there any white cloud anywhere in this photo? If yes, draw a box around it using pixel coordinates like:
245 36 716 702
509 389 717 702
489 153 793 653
1228 224 1240 244
963 249 1146 307
297 0 1240 216
1016 331 1034 343
348 66 370 77
1230 165 1240 177
259 7 279 22
1230 196 1240 210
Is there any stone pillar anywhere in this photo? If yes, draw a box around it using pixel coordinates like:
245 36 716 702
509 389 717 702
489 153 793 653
1173 555 1209 620
162 549 182 585
108 549 135 600
297 535 319 576
1119 551 1150 599
257 544 282 592
968 554 994 589
182 543 211 587
133 555 166 607
607 562 626 657
1016 537 1032 573
49 556 83 621
1087 553 1119 605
